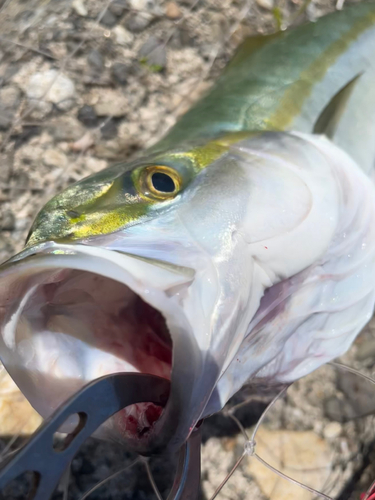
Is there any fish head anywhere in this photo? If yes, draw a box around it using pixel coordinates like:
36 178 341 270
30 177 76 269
0 131 343 453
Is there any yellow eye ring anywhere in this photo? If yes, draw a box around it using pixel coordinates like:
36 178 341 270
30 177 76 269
140 165 182 200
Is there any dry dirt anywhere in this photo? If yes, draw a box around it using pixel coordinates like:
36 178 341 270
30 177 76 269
0 0 375 499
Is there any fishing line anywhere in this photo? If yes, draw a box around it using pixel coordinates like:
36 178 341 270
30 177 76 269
78 457 141 500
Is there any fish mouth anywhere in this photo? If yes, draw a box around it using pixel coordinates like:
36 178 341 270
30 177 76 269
38 268 173 441
0 242 206 454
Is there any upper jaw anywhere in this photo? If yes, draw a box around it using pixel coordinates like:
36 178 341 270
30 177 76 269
0 241 221 453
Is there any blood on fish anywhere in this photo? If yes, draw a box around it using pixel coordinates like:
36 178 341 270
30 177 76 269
115 403 164 439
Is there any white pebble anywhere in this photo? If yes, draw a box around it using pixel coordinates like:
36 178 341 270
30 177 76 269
323 422 342 440
113 26 134 46
72 0 88 16
27 70 75 105
94 90 128 117
256 0 274 10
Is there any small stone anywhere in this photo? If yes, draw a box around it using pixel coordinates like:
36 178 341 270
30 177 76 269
248 428 331 500
87 49 104 71
110 63 129 85
112 25 134 46
84 157 108 174
43 149 68 168
139 36 167 71
72 0 88 16
48 116 85 142
100 9 117 27
338 371 375 417
94 90 128 117
0 64 20 85
170 23 194 48
109 0 128 17
77 105 98 128
129 0 149 8
1 211 15 231
26 100 53 120
100 119 118 140
355 337 375 360
69 132 94 152
0 86 22 110
27 70 76 107
323 422 342 440
95 139 124 159
256 0 274 9
138 35 161 56
0 108 14 130
124 12 153 32
165 1 181 19
56 98 76 112
129 0 162 13
324 397 354 422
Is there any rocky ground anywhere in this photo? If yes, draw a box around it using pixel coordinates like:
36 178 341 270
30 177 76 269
0 0 374 499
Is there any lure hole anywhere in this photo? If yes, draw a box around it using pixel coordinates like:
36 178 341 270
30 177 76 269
53 412 87 452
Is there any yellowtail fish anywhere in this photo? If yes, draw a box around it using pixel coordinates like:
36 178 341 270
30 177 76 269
1 2 375 454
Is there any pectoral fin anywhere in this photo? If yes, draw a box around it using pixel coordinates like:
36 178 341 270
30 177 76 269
313 73 362 139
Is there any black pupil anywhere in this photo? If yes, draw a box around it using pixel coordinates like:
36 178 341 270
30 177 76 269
151 172 175 193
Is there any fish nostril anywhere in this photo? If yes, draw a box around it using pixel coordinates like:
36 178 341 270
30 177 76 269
66 210 80 218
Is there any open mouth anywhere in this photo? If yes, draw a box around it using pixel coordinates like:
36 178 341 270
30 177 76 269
0 253 180 443
0 242 206 452
39 269 173 440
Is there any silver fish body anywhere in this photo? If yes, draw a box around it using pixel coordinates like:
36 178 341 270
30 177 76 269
1 129 375 451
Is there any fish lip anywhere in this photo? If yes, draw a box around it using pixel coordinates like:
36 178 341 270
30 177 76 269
0 241 209 454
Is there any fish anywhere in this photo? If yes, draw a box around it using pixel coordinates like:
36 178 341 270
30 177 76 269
1 2 375 454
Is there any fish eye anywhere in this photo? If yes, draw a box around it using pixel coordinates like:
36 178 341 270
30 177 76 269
138 165 182 200
151 172 175 193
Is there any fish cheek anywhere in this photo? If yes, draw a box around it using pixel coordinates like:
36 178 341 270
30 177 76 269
177 157 249 255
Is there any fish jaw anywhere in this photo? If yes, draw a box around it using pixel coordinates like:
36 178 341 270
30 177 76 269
0 242 221 453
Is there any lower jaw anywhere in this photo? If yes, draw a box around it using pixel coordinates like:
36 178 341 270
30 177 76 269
0 268 175 442
0 243 206 452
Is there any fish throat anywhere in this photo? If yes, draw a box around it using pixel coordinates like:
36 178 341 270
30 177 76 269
7 267 173 440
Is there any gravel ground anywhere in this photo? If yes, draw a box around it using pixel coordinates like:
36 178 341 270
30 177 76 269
1 0 375 499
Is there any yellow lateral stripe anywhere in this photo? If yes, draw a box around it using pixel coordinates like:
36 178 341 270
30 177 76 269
267 11 375 130
169 131 258 171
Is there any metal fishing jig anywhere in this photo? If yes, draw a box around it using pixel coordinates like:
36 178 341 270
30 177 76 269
0 373 201 500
